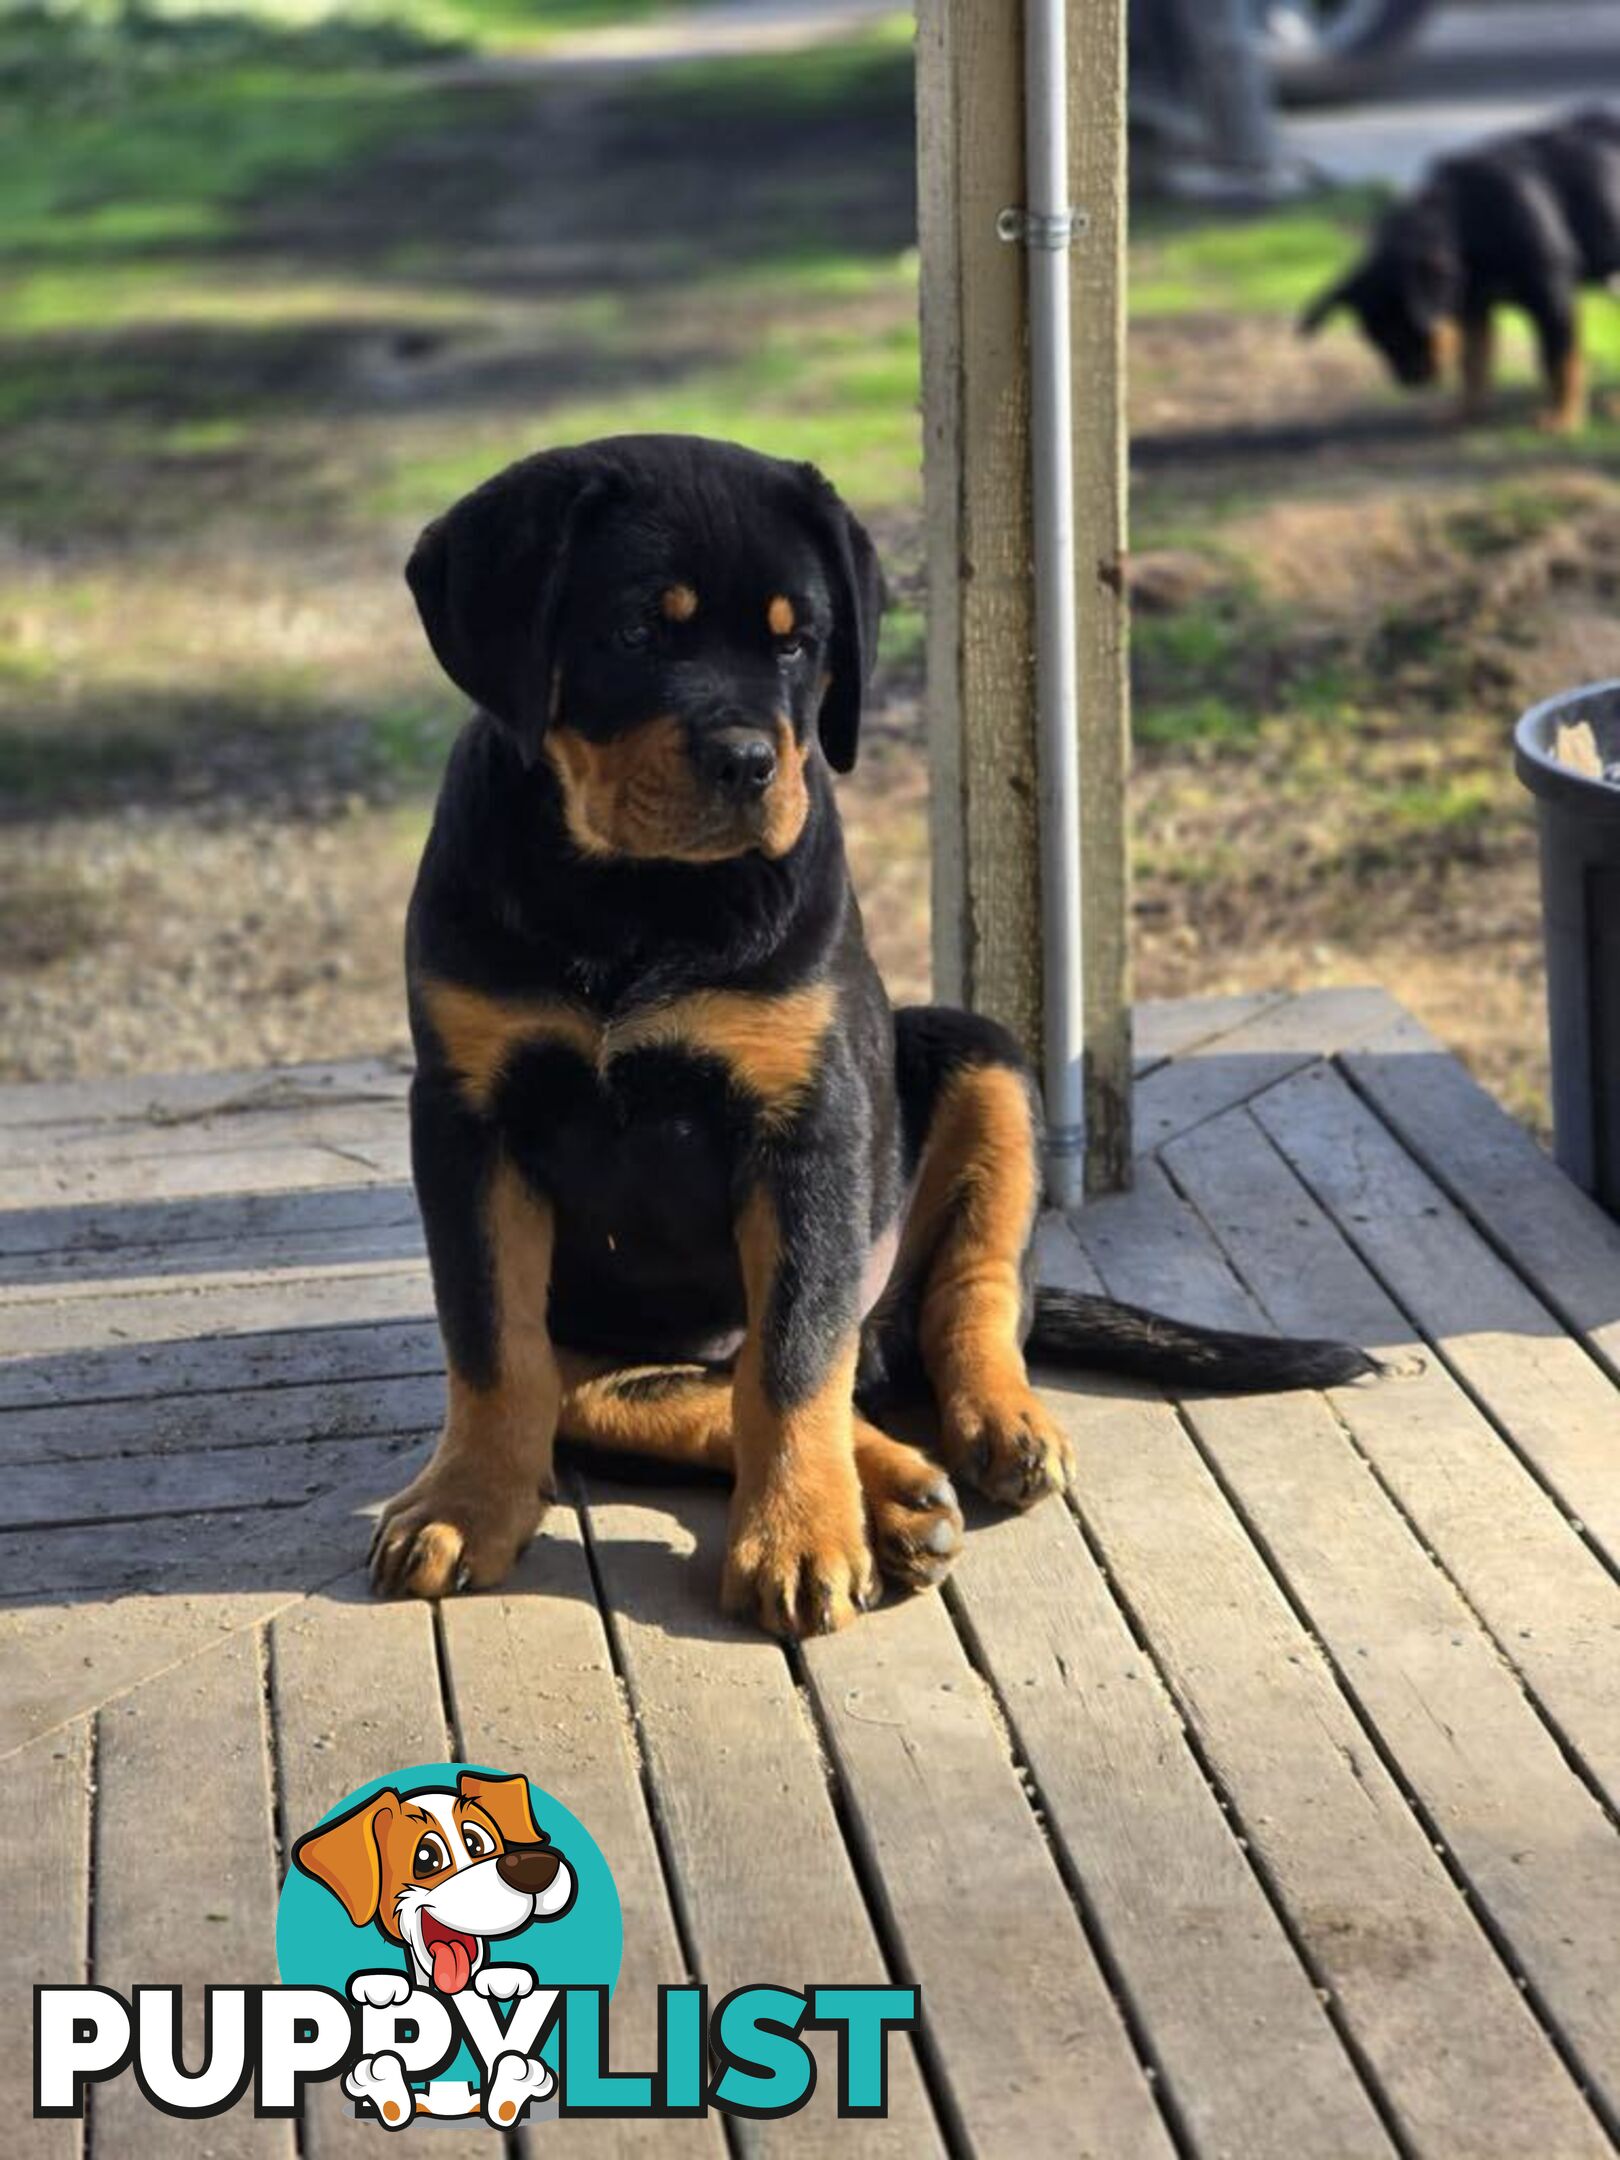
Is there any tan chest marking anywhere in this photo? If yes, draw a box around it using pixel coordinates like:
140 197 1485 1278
422 982 597 1112
422 978 834 1120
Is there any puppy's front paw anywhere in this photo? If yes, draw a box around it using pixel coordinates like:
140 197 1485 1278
723 1480 875 1638
855 1427 963 1590
348 1970 412 2009
940 1381 1074 1508
369 1447 549 1599
484 2050 555 2126
474 1964 535 2001
344 2051 414 2129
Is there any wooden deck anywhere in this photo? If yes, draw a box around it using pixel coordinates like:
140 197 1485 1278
6 985 1620 2158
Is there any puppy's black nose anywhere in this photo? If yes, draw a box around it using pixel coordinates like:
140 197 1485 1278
698 726 777 801
496 1844 562 1896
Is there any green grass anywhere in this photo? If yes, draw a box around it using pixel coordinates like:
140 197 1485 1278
0 2 486 350
1386 775 1497 837
370 259 925 523
1133 694 1260 747
1131 187 1390 318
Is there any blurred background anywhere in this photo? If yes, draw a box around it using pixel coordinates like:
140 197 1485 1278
1 0 1615 1131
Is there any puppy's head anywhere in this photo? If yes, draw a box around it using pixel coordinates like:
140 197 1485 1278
1298 199 1460 389
292 1771 574 1992
406 434 884 865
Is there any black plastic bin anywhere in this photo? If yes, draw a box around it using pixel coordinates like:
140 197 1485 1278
1515 680 1620 1218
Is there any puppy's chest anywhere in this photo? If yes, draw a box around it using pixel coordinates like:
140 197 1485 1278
423 975 834 1121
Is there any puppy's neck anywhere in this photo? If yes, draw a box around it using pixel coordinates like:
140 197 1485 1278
448 716 852 997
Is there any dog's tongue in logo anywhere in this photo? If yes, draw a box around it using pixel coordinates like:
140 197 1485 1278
421 1914 477 1996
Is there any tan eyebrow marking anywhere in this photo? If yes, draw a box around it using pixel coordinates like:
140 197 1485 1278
661 584 698 623
767 594 795 637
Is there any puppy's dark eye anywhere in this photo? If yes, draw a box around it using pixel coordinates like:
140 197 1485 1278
412 1833 450 1878
462 1825 492 1859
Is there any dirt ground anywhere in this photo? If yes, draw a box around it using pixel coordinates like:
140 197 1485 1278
1129 313 1620 1131
5 21 1615 1135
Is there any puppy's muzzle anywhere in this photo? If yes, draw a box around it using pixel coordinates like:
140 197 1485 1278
496 1843 564 1896
695 724 778 802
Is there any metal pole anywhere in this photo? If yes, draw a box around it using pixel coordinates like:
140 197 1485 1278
1021 0 1086 1209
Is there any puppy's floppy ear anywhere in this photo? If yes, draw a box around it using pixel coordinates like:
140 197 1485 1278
1298 269 1357 337
797 462 885 775
458 1770 544 1848
292 1789 400 1928
405 450 610 763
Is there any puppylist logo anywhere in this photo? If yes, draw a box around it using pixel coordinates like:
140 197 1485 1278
34 1761 919 2131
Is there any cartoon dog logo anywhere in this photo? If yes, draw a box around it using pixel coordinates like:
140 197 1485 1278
292 1770 575 2127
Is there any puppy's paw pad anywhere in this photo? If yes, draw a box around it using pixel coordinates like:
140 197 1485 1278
485 2050 554 2126
345 2052 414 2129
944 1387 1073 1509
857 1436 964 1590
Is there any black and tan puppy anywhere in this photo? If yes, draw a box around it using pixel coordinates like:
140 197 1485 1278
373 434 1372 1638
1300 108 1620 432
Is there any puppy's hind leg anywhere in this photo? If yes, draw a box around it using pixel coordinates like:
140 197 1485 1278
890 1009 1074 1509
556 1355 963 1593
1459 311 1495 422
1531 300 1586 431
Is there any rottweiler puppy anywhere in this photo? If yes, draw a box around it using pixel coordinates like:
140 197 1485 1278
1300 108 1620 432
373 434 1373 1638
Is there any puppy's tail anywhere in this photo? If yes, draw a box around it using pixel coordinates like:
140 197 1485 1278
1029 1285 1381 1393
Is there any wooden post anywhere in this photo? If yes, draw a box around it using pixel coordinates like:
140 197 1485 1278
916 0 1133 1193
1068 0 1133 1190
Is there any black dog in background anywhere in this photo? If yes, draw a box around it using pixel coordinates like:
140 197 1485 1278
1301 108 1620 431
374 435 1375 1638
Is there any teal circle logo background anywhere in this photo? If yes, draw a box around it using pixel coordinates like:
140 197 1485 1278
276 1762 622 2079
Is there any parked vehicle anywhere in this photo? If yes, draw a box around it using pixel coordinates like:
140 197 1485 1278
1255 0 1441 103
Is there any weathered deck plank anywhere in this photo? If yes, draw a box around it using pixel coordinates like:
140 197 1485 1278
0 1056 408 1132
1164 1105 1620 1809
801 1556 1178 2158
0 1264 432 1359
947 1490 1397 2159
1 1725 88 2160
1254 1061 1620 1575
579 1483 946 2157
0 1315 441 1412
1128 1129 1620 2126
441 1507 726 2158
1041 1365 1612 2160
1345 1009 1620 1381
1130 984 1402 1158
91 1630 291 2157
0 1370 442 1466
0 1179 417 1269
1131 988 1290 1076
268 1589 492 2160
6 995 1620 2157
0 1440 397 1752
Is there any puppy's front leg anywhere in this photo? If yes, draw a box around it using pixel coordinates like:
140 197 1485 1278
372 1078 559 1598
1531 301 1585 432
724 1156 874 1638
1458 311 1494 421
